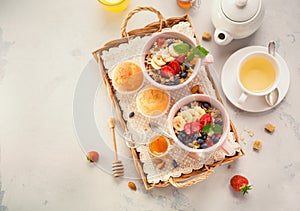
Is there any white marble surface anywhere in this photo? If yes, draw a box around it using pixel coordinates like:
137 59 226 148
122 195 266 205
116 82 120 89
0 0 299 210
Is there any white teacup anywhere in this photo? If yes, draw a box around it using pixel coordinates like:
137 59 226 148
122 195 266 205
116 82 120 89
237 51 280 104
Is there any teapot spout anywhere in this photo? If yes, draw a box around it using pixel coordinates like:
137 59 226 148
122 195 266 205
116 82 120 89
214 29 233 46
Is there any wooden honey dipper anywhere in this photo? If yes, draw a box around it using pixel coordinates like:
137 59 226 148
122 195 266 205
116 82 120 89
107 118 124 177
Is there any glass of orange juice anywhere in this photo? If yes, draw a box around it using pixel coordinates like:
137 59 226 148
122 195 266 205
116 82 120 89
97 0 130 12
176 0 201 9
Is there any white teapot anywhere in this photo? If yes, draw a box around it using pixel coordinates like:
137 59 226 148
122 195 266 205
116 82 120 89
211 0 264 45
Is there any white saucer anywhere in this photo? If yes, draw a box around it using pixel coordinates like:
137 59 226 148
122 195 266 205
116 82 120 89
221 46 290 112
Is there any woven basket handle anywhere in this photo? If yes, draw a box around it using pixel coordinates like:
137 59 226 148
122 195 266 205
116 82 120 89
168 166 214 188
121 6 166 38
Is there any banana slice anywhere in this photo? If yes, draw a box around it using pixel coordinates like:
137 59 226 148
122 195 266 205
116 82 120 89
173 115 186 131
150 58 162 70
168 44 180 57
194 106 206 117
153 55 166 66
162 55 175 63
187 109 200 122
178 110 193 123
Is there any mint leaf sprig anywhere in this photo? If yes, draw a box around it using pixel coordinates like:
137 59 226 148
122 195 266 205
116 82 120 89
173 44 209 62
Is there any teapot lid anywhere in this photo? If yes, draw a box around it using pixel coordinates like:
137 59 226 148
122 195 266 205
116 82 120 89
221 0 261 22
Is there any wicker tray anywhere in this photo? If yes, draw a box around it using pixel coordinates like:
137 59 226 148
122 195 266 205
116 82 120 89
92 6 244 190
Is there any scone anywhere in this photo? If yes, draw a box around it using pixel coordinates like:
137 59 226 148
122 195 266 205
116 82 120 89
112 61 144 93
136 86 169 118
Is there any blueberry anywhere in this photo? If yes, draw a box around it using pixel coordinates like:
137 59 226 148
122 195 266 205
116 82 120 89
202 102 211 109
167 40 173 46
184 63 190 69
166 78 180 86
211 134 219 144
177 131 187 142
184 137 193 144
173 77 180 85
172 159 178 168
200 132 207 140
200 143 208 149
193 133 200 140
215 120 223 125
179 72 188 78
197 137 205 144
213 137 220 144
129 111 135 118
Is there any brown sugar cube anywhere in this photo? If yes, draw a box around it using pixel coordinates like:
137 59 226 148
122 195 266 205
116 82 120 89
265 123 275 133
253 140 262 151
202 32 212 41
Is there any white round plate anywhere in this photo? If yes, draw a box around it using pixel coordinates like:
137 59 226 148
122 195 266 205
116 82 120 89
221 46 290 112
73 59 140 179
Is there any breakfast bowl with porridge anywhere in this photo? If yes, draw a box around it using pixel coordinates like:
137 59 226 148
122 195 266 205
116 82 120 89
168 94 230 160
141 31 208 90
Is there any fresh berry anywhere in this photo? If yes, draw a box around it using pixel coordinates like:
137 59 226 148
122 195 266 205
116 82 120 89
167 40 173 46
206 138 214 147
129 111 135 118
196 137 205 144
179 71 188 78
200 143 208 149
172 159 178 168
161 65 176 77
230 175 252 195
175 54 186 64
157 37 165 46
184 122 203 135
215 119 223 125
202 102 211 109
200 132 208 140
184 63 190 70
86 151 99 163
200 113 212 125
168 61 181 74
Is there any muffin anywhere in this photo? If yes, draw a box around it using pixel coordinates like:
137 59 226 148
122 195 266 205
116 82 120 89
136 86 170 118
112 61 144 93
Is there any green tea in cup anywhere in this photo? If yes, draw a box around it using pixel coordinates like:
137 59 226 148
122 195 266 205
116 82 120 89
237 52 280 104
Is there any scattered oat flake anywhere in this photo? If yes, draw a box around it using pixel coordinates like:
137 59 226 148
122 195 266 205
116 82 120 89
240 132 245 141
244 127 251 132
249 130 255 137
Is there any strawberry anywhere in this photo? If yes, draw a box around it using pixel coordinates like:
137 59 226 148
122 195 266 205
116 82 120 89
230 175 252 195
168 61 181 74
157 37 165 46
184 122 203 135
86 151 99 163
175 54 186 64
161 65 176 77
199 113 212 125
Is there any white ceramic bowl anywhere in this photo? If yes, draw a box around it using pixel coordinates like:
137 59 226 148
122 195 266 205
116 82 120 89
141 31 201 91
168 94 230 158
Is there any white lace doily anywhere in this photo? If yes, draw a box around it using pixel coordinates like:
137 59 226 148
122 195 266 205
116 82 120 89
100 22 242 184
